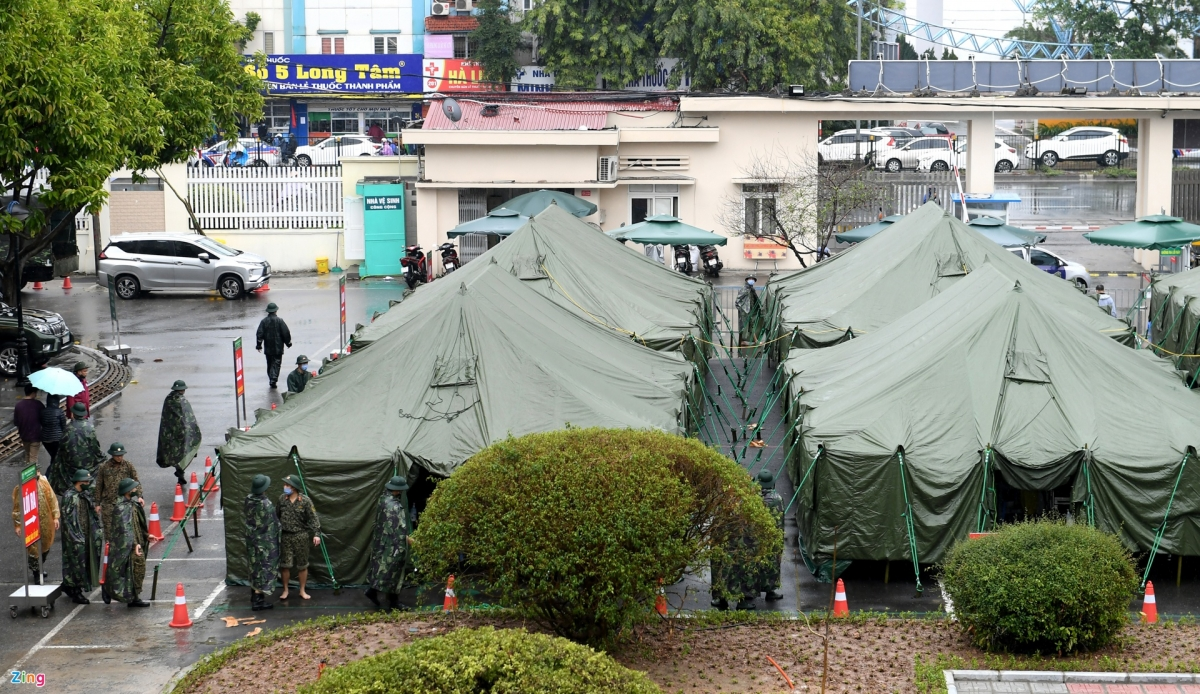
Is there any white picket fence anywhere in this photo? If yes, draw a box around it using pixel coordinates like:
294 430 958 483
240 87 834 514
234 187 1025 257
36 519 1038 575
186 166 344 231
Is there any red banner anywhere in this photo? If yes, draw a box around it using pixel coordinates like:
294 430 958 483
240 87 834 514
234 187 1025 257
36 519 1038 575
339 275 346 326
20 465 39 548
233 337 245 397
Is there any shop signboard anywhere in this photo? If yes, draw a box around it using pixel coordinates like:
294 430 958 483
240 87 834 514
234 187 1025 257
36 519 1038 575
247 55 423 94
512 66 555 92
423 59 489 92
506 59 690 93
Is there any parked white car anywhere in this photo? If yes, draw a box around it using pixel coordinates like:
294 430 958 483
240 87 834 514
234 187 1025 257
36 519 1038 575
817 128 895 164
875 137 955 173
1008 246 1090 288
916 139 1021 173
293 136 381 166
1024 127 1130 167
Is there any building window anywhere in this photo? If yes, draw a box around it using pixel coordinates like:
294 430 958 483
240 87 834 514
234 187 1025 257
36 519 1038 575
263 31 275 53
331 115 360 134
522 0 534 9
335 37 344 54
742 184 779 236
264 102 292 131
628 184 678 225
453 34 470 59
322 37 331 54
374 36 398 54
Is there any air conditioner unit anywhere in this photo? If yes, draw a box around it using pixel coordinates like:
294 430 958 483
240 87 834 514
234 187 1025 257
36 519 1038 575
598 156 618 182
431 1 451 15
454 0 473 10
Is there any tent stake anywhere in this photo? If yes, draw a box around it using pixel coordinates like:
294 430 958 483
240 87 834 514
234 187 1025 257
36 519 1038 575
884 561 889 584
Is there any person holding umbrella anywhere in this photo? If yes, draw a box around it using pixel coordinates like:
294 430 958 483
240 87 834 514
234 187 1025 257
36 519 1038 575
156 380 200 489
28 365 89 488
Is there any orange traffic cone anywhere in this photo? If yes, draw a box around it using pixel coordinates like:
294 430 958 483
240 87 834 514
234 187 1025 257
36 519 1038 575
99 542 109 584
187 471 201 508
169 484 187 521
271 402 277 410
832 578 849 617
1141 581 1158 624
147 502 164 541
169 583 193 628
202 456 219 493
31 281 43 290
62 276 72 290
443 575 457 612
655 578 668 616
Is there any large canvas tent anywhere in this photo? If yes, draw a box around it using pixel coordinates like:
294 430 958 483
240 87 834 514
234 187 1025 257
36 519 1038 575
765 203 1134 349
1149 267 1200 386
784 264 1200 577
219 263 697 586
354 205 714 356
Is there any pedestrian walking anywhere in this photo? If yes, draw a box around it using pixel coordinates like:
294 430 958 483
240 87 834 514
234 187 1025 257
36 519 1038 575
751 469 785 603
286 356 312 394
10 465 57 583
65 362 90 418
1096 284 1117 318
40 393 66 486
51 404 105 496
276 474 320 600
256 302 292 389
365 476 412 610
14 385 44 464
155 380 201 489
106 478 149 607
93 442 140 540
245 474 279 611
60 470 102 604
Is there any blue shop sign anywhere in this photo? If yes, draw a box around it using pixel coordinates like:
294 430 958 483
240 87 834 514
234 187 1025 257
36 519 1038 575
245 54 423 94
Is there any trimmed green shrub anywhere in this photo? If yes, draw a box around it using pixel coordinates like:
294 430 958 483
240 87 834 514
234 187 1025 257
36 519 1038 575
298 627 661 694
940 520 1137 654
413 428 781 645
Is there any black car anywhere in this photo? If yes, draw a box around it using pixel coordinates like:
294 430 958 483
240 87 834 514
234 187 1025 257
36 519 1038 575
0 304 72 375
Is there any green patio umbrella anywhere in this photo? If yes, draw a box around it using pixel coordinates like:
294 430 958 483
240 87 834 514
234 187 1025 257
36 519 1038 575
447 208 529 237
495 189 597 218
1084 215 1200 250
605 215 728 246
835 215 905 244
967 216 1047 246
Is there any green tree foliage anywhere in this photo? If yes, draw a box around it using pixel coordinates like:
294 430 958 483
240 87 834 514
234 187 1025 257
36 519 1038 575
941 47 958 60
897 34 919 60
299 627 662 694
413 428 781 646
1033 0 1197 58
471 0 522 88
523 0 658 88
1004 21 1059 44
940 520 1138 654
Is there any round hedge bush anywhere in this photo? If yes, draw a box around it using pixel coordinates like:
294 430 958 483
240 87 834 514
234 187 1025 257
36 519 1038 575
298 627 661 694
940 520 1137 654
413 428 781 645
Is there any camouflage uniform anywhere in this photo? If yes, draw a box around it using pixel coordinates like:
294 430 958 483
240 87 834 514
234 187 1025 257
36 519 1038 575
245 494 280 592
94 459 139 540
366 493 409 593
276 493 320 570
60 486 103 593
736 283 763 348
155 390 201 477
107 497 147 603
754 485 785 595
52 420 105 496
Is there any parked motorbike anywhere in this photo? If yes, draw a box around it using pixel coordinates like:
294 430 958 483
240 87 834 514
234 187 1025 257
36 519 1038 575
699 245 723 277
400 245 429 290
673 245 693 274
437 242 460 274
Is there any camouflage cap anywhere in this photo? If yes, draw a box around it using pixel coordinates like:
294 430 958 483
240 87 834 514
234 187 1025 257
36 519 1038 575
756 469 774 489
72 469 93 484
282 474 303 491
71 402 87 417
108 442 126 456
296 355 309 365
385 475 409 492
73 361 88 373
117 478 138 496
250 474 271 495
171 380 187 391
266 302 279 313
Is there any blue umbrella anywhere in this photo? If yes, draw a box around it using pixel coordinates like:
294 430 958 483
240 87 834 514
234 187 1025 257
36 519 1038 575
29 367 83 396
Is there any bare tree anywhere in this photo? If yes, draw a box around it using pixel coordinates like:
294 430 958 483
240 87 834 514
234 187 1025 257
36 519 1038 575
720 148 885 267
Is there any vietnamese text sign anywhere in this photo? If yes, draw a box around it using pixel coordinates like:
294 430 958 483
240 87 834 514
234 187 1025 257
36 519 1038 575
20 465 39 548
365 196 402 211
423 59 488 92
512 66 555 92
233 337 245 397
247 55 423 94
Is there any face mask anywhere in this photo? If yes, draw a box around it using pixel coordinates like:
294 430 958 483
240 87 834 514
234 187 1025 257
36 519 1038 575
283 486 293 495
746 279 756 287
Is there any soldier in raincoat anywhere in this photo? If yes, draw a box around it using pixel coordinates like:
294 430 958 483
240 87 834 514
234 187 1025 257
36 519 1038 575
155 380 201 490
50 403 105 496
365 476 412 610
245 474 280 611
107 478 149 607
751 469 785 602
736 276 763 349
93 442 140 541
10 465 58 583
60 469 102 604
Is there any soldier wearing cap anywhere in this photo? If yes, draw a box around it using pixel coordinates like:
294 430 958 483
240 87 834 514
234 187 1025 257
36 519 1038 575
65 361 91 418
107 477 149 607
93 442 141 540
51 403 106 496
365 475 413 610
255 302 292 389
60 470 102 604
245 474 280 611
156 380 201 490
286 355 312 394
276 473 320 600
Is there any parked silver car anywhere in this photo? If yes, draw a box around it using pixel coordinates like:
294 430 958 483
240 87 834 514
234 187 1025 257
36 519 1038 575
97 234 271 300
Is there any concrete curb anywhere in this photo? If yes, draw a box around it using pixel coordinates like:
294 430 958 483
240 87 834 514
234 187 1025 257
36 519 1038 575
944 669 1200 693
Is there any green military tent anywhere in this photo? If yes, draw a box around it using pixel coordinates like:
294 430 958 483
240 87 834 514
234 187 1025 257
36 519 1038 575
354 204 714 356
784 263 1200 577
764 202 1134 350
219 262 698 586
1149 267 1200 386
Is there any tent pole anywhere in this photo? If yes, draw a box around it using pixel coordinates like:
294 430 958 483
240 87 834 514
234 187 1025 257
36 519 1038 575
884 561 889 584
1178 555 1184 587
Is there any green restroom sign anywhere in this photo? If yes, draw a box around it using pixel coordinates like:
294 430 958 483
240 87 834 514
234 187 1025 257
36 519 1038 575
365 196 402 211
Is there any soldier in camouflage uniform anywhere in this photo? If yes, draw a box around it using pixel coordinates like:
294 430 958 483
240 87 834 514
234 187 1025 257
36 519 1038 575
107 478 150 607
155 380 201 490
365 476 412 611
60 470 103 604
277 474 321 600
93 442 140 541
245 474 280 611
735 276 763 350
752 469 785 602
51 403 105 496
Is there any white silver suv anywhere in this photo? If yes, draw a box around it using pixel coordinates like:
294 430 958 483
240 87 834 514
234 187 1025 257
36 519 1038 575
817 129 895 164
1024 127 1130 167
98 234 271 300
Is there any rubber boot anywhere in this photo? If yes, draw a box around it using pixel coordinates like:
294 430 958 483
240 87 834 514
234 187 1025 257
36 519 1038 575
735 597 758 610
765 590 785 601
365 587 380 608
102 585 111 604
386 592 401 612
70 588 90 605
128 595 150 608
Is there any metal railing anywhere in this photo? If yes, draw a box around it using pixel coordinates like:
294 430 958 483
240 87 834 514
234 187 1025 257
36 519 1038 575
186 166 344 230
